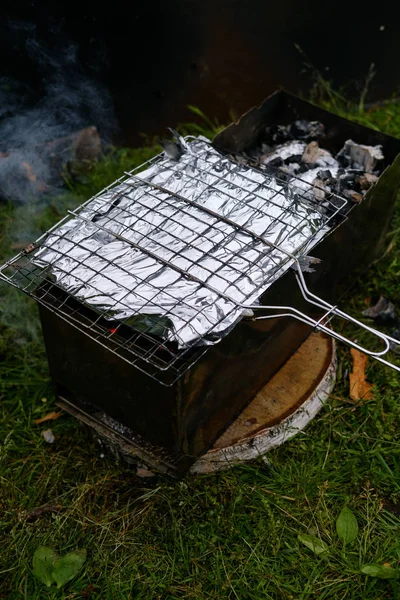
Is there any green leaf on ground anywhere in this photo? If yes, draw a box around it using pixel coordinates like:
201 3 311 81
52 549 87 588
298 533 329 555
361 564 397 579
32 546 59 587
336 506 359 544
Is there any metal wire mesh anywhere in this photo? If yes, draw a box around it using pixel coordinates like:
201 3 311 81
0 136 348 385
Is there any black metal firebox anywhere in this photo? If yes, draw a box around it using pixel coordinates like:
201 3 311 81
2 91 400 475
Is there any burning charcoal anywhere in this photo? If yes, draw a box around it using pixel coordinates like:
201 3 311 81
279 162 301 176
312 178 326 202
302 141 325 164
362 296 398 326
263 124 292 144
291 166 339 195
260 141 306 166
343 189 363 203
356 172 379 190
317 169 333 181
327 171 356 197
336 140 384 173
324 181 337 195
290 120 325 141
321 194 349 218
272 168 291 184
297 162 310 174
302 141 338 168
336 173 358 196
339 172 357 187
264 156 284 168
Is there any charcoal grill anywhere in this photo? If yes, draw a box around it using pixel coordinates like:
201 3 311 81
1 91 400 475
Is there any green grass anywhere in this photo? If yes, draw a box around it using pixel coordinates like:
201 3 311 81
2 103 400 599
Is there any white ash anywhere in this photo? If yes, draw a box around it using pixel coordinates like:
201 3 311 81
288 166 338 205
260 141 306 165
279 162 301 176
249 121 385 205
337 140 384 173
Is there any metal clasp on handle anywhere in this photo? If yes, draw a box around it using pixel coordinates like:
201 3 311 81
243 257 400 373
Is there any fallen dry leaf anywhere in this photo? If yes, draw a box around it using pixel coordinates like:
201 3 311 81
34 411 63 425
349 348 373 401
136 467 155 478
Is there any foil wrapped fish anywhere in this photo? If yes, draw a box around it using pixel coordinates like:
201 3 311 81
32 137 334 348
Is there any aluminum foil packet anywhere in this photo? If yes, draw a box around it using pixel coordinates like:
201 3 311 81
33 137 333 348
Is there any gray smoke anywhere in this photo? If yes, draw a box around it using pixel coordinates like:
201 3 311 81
0 22 116 203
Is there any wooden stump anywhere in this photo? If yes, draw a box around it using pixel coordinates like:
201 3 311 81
191 331 336 474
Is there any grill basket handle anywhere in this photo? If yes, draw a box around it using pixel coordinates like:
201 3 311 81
246 259 400 373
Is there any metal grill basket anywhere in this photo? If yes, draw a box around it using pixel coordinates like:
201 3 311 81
1 135 399 386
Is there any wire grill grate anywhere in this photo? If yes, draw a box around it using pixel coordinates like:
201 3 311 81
0 136 348 385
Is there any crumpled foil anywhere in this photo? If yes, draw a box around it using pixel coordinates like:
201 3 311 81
33 137 333 347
